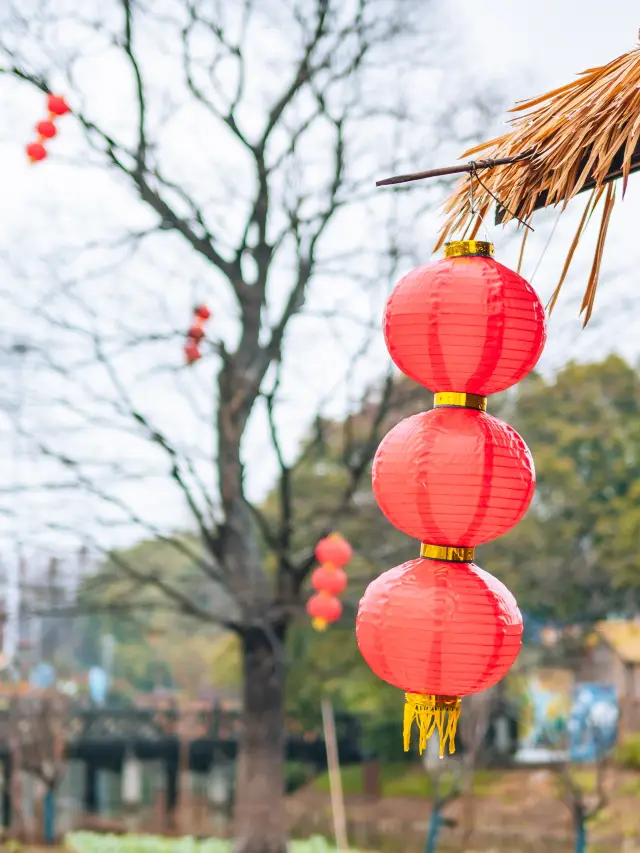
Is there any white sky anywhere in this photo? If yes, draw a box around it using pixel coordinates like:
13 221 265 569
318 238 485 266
0 0 639 564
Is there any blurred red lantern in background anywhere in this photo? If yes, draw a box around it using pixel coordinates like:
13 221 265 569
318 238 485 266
184 342 201 364
188 324 205 341
306 593 342 632
308 533 352 632
26 142 47 162
383 245 546 395
26 93 71 164
47 94 71 116
372 408 535 546
36 120 57 139
311 565 347 596
315 533 352 567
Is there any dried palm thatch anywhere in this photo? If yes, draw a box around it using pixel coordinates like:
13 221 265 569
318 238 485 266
435 44 640 325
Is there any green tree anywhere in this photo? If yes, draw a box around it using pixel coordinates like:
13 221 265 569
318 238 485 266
484 355 640 623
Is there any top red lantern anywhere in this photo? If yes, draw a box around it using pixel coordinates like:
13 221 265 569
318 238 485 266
383 241 546 395
314 533 352 567
47 94 71 116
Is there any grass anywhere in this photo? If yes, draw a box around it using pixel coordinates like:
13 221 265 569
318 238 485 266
312 763 503 798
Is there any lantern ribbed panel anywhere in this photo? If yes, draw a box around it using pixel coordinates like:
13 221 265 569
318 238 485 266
383 256 546 394
356 558 522 696
372 408 535 546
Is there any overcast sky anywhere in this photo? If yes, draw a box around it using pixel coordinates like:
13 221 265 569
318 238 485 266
0 1 639 563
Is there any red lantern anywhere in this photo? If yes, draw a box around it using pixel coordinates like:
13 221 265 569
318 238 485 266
357 559 522 695
47 94 71 116
26 142 47 162
357 558 522 755
384 246 546 395
306 593 342 632
184 342 201 364
36 120 57 139
357 240 545 759
188 324 205 341
372 408 535 545
194 304 211 320
314 533 352 567
308 533 351 631
311 565 348 596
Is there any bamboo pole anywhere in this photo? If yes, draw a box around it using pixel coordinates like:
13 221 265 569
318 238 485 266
321 698 348 852
375 151 533 187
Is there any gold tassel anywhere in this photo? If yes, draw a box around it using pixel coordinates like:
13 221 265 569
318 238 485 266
312 617 328 632
403 693 461 758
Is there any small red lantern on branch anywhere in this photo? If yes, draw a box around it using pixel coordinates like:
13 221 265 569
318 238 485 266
356 240 546 758
306 533 352 632
184 304 212 365
25 93 71 164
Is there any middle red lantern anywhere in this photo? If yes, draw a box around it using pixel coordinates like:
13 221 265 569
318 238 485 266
372 406 535 545
311 564 348 596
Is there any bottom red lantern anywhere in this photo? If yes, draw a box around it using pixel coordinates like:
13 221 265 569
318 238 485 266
356 556 522 757
307 592 342 632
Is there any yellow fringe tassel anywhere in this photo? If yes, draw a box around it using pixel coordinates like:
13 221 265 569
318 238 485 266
312 617 328 632
403 693 462 758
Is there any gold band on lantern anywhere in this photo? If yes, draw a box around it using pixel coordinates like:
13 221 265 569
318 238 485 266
420 543 475 563
444 240 494 259
434 391 487 412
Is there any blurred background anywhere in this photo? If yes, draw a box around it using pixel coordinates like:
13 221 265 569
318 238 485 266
0 1 638 852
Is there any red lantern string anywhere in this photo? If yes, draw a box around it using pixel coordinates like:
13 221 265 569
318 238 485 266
184 304 211 365
25 94 71 164
356 239 547 758
306 533 352 631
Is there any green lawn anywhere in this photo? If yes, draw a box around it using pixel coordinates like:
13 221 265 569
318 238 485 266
312 762 503 798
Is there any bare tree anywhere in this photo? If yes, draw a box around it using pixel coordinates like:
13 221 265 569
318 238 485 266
0 2 502 851
8 691 69 844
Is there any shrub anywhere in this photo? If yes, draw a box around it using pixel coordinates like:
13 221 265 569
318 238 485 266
286 761 316 793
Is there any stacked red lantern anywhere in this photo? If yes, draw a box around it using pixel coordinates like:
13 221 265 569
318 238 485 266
356 240 546 757
26 94 71 164
184 304 211 364
306 533 352 632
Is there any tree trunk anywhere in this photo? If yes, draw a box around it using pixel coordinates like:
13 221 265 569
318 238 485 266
233 625 287 853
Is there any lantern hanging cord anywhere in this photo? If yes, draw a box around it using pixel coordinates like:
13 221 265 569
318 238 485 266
529 206 562 284
469 162 534 234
